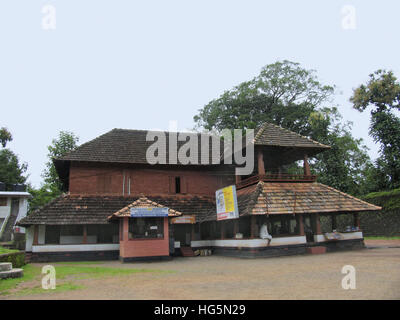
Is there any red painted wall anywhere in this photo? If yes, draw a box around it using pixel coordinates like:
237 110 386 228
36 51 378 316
69 163 235 196
119 217 169 258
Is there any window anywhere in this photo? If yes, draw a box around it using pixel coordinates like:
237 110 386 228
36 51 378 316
45 226 61 244
128 217 164 239
0 198 7 206
175 177 181 194
60 225 83 236
87 224 119 243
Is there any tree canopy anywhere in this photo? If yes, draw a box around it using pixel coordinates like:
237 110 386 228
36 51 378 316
0 127 27 188
28 131 79 212
194 60 372 195
350 70 400 190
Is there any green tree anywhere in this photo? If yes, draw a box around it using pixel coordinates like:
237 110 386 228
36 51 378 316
194 60 372 195
0 149 28 187
0 127 12 148
28 131 79 212
42 131 79 193
0 127 27 188
194 60 335 135
350 70 400 190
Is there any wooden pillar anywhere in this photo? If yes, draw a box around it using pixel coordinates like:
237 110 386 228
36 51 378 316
297 214 305 236
233 219 239 238
303 154 311 176
83 225 87 244
119 219 124 241
220 221 225 240
33 225 39 245
257 149 265 176
123 217 129 241
191 224 195 241
353 213 360 229
235 175 242 185
331 214 337 231
250 215 257 238
315 213 322 235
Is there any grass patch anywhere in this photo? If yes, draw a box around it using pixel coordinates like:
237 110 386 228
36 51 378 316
364 236 400 240
0 246 18 255
0 262 170 297
14 282 85 296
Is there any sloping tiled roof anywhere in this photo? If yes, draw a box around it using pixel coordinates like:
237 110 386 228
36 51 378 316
109 196 182 218
237 181 381 215
17 194 216 226
57 129 222 165
253 123 330 149
56 123 329 166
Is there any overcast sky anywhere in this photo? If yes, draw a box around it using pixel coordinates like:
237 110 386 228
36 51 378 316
1 0 399 187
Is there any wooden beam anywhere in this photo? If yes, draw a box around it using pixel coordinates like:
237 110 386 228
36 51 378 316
331 214 337 231
303 154 311 176
191 224 195 241
235 175 242 184
353 213 360 229
220 221 225 240
33 225 39 245
250 216 257 239
233 219 239 237
297 214 305 236
257 149 266 175
83 225 87 244
315 213 322 235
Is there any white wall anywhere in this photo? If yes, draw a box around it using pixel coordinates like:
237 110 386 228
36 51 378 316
26 226 34 252
190 236 307 248
0 198 10 218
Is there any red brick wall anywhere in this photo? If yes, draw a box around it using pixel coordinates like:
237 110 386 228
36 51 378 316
69 163 235 196
119 217 169 258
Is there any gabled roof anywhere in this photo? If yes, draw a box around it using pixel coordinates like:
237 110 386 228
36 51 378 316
17 194 216 226
108 196 182 219
236 181 381 215
55 123 330 167
253 123 330 149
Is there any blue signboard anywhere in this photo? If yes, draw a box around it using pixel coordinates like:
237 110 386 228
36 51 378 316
130 207 169 217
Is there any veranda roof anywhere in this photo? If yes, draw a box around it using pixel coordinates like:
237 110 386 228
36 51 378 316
17 194 216 226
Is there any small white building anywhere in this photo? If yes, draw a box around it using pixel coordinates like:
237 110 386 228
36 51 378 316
0 191 31 242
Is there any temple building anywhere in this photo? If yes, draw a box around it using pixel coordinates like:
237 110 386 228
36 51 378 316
18 123 381 262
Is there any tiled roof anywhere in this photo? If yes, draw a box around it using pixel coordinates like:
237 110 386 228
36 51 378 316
57 129 222 165
237 181 381 215
17 194 216 226
56 123 329 166
253 123 330 149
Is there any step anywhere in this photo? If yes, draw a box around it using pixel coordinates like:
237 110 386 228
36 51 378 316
0 262 12 272
306 246 326 255
180 247 195 257
0 268 23 279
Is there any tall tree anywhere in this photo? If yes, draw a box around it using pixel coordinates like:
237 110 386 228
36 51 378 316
350 70 400 190
28 131 79 212
0 127 12 148
194 60 335 135
0 127 27 188
194 60 372 195
42 131 79 193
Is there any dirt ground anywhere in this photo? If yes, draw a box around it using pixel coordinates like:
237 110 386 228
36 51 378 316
4 245 400 300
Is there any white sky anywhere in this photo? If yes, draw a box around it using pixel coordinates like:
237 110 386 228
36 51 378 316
1 0 399 187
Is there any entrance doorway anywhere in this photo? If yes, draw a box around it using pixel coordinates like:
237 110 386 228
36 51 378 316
173 224 191 246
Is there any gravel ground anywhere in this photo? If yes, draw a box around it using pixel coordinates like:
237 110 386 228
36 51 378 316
4 246 400 300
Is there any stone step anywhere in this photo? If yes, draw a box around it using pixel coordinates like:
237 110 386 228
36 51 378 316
0 262 12 272
306 246 327 254
0 268 24 279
